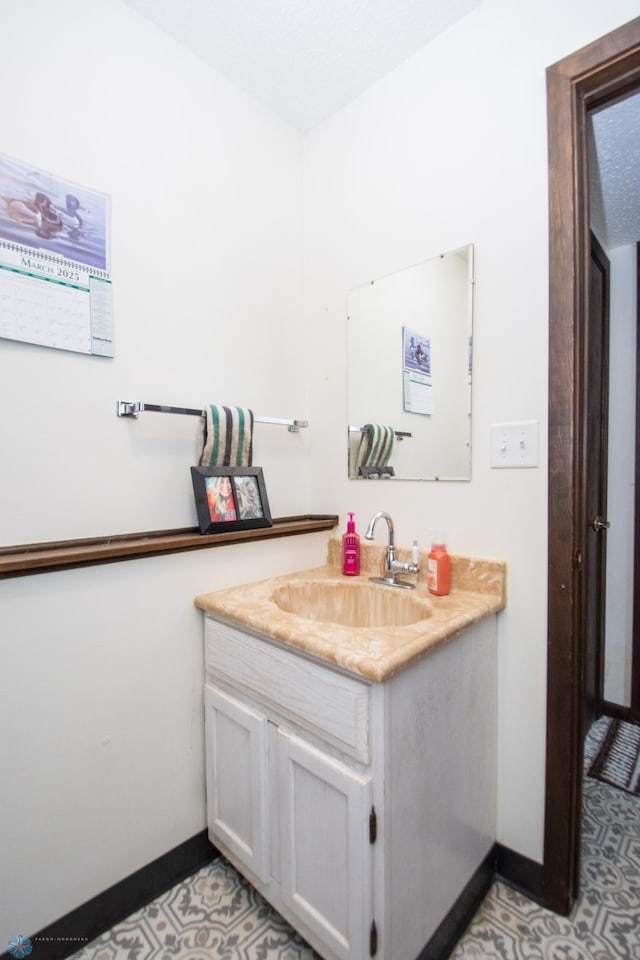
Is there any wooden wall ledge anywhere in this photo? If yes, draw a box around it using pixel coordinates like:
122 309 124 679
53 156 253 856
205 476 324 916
0 515 339 578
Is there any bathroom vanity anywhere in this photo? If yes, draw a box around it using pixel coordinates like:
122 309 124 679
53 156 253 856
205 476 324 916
194 542 506 960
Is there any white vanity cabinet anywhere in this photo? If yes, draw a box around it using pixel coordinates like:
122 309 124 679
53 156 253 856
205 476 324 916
203 612 497 960
204 617 374 960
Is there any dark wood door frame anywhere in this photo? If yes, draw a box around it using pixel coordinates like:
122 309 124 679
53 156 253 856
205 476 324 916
544 17 640 916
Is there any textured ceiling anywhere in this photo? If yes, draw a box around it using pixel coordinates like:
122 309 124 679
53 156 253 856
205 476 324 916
590 91 640 250
123 0 640 248
121 0 485 130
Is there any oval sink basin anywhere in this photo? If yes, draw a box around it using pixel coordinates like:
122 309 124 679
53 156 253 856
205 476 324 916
271 579 432 628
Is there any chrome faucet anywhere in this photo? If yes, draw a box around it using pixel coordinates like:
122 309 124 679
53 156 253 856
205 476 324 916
364 511 419 589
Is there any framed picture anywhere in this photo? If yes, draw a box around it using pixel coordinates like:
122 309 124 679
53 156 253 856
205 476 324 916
190 466 272 535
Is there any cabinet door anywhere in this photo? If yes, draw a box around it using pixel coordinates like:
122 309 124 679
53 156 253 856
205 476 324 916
204 683 270 882
278 730 373 960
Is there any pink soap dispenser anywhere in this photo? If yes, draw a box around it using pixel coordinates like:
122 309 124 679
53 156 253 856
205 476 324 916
342 513 360 576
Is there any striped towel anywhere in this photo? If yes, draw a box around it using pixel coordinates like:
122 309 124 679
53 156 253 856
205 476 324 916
198 405 254 467
355 424 395 477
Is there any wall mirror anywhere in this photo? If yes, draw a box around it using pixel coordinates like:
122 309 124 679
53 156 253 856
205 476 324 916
347 244 474 481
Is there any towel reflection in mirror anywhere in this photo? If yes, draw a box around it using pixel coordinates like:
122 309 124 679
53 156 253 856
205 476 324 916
355 424 395 478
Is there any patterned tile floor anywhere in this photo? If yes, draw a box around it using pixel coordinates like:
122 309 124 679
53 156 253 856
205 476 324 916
70 717 639 960
69 857 320 959
451 717 640 960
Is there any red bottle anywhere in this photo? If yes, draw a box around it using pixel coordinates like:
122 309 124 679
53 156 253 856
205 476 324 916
427 542 451 596
342 513 360 576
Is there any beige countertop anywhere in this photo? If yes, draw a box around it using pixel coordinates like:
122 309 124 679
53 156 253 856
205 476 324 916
194 539 506 683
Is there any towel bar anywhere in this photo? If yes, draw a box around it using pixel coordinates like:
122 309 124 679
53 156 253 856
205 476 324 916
348 425 412 440
117 401 308 432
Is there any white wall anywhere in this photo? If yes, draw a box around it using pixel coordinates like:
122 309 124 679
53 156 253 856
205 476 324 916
605 244 637 705
0 0 325 946
303 0 640 864
0 0 309 544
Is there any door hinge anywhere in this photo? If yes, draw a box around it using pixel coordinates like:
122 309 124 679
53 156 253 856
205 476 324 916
370 919 378 956
575 547 582 572
369 805 377 844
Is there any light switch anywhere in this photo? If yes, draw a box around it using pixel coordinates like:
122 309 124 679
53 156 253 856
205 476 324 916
490 421 538 468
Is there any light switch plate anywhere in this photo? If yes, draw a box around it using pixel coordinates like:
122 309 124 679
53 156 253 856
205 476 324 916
490 421 539 468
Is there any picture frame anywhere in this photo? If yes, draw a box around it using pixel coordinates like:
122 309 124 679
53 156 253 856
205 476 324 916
190 466 273 535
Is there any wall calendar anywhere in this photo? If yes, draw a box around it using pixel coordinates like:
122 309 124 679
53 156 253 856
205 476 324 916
0 152 113 357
